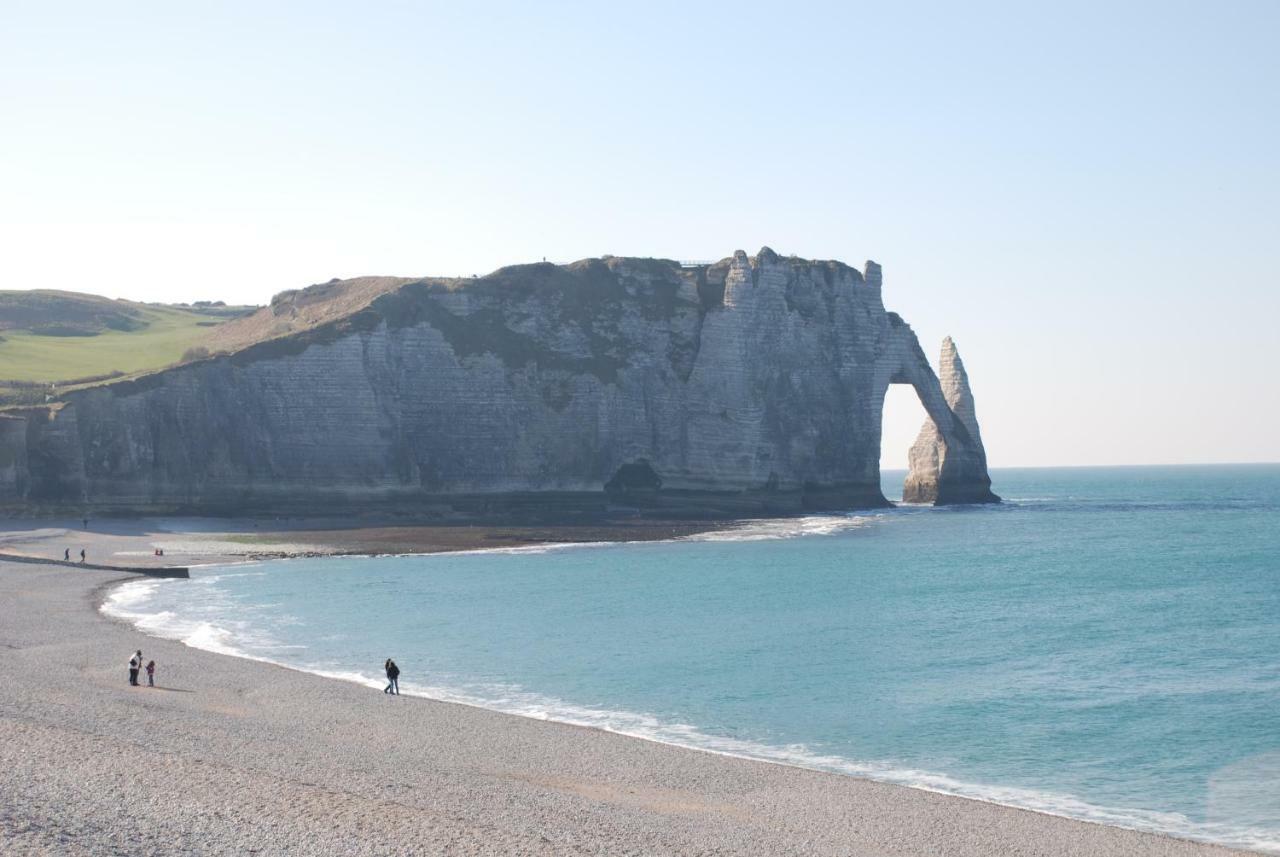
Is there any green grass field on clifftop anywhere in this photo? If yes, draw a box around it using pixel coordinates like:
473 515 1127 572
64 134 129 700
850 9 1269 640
0 304 226 383
0 291 255 405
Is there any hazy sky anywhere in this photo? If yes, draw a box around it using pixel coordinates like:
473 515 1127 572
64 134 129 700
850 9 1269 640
3 2 1277 468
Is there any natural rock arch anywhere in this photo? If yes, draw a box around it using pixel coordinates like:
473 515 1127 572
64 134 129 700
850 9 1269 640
876 327 999 505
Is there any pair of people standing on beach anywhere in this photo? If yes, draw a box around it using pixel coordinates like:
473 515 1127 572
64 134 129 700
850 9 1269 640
384 658 400 695
128 650 156 687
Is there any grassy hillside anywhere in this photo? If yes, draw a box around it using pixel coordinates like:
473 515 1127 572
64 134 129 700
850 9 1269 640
0 280 411 407
1 305 231 383
0 289 151 336
201 276 413 355
0 291 256 405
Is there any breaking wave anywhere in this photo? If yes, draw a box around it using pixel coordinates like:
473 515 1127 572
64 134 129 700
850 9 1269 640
686 514 875 542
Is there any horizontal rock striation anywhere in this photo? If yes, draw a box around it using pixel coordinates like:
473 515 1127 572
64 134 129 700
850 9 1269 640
1 249 997 517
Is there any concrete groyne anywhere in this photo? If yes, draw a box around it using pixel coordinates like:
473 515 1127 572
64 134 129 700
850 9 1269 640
0 552 188 579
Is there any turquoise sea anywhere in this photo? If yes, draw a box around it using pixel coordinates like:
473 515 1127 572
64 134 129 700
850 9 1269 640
106 465 1280 852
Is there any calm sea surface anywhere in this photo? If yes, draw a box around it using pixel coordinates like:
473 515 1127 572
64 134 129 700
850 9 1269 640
107 465 1280 851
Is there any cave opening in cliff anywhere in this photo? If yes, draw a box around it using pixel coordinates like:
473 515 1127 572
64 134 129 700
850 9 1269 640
880 383 929 501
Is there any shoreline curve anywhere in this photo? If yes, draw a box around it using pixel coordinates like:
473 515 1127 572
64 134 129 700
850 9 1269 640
92 552 1272 857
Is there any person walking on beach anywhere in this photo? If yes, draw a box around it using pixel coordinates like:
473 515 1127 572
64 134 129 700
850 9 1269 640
79 548 86 563
384 658 400 695
63 548 69 561
145 660 156 687
128 650 142 686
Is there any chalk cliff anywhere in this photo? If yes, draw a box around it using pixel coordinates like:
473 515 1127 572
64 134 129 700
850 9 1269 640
0 249 998 516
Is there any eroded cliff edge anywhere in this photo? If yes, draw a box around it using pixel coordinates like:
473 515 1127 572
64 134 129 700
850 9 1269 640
0 249 997 517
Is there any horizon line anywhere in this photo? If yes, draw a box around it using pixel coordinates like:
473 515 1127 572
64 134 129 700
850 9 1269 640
881 461 1280 471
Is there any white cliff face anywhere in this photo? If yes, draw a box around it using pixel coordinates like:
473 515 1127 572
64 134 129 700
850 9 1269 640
938 337 983 445
903 337 999 504
4 250 997 516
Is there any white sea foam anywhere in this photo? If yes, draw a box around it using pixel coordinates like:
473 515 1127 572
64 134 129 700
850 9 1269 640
402 540 618 558
687 514 873 542
374 513 875 560
103 579 164 612
102 577 297 661
424 513 875 553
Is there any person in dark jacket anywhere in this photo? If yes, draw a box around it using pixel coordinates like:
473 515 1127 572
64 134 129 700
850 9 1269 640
383 659 400 695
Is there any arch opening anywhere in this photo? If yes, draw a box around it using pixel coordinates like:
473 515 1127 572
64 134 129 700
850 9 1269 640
879 381 933 503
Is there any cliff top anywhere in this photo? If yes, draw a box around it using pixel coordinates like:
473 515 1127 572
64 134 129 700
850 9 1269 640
1 249 880 409
200 276 416 355
192 248 878 360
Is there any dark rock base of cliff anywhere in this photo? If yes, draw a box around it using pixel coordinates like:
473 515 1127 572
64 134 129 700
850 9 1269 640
902 481 1002 505
2 485 895 523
